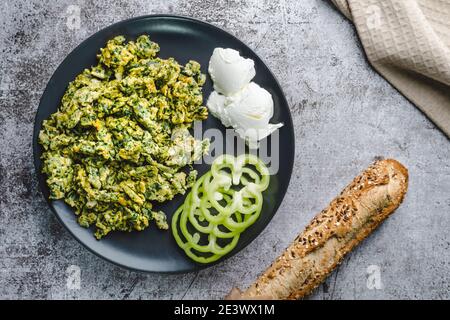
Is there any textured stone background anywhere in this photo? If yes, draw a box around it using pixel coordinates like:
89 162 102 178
0 0 449 300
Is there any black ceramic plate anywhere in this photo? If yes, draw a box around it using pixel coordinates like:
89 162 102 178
33 15 294 273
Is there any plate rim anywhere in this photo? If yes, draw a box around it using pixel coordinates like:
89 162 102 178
32 14 295 274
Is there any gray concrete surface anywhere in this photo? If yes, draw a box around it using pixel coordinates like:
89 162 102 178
0 0 449 300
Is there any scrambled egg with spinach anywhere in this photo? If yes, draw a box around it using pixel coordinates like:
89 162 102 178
39 35 209 239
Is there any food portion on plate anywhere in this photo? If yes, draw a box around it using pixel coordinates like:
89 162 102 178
169 47 287 263
34 16 295 273
37 32 282 266
207 48 284 149
38 35 209 239
171 154 270 263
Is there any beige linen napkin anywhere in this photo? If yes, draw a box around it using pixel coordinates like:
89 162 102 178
331 0 450 138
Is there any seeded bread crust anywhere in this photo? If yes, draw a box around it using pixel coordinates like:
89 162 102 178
241 159 409 300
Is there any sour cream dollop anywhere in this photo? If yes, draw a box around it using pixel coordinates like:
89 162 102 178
207 48 283 149
208 48 255 96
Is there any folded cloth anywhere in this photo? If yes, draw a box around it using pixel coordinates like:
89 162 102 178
332 0 450 138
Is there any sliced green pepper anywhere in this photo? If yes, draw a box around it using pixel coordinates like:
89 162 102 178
171 154 270 263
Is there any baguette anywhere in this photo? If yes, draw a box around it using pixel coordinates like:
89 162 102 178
238 159 408 300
